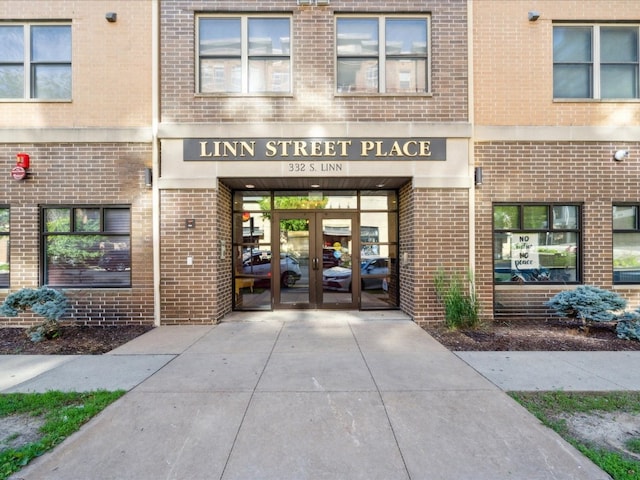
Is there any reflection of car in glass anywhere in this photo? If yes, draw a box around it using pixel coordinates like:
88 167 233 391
241 251 302 287
322 256 390 292
99 250 130 272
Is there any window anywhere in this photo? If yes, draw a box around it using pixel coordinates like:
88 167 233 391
0 207 8 288
336 16 429 94
42 206 131 287
613 205 640 283
553 25 639 99
198 16 291 94
0 23 72 100
493 204 580 284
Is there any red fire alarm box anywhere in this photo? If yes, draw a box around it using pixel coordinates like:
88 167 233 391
16 153 30 169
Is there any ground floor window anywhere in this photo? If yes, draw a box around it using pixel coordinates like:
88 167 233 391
613 204 640 283
42 206 131 287
0 207 8 287
493 203 580 283
232 190 398 310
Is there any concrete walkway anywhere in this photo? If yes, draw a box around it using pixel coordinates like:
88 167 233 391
5 311 613 479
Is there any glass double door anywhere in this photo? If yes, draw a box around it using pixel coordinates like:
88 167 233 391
275 212 358 309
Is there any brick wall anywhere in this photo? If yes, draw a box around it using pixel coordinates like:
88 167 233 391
475 141 640 321
0 0 151 128
160 0 468 124
401 186 470 325
0 143 154 327
473 0 640 127
216 183 233 320
160 189 222 324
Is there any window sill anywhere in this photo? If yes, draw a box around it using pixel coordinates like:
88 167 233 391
335 92 433 98
195 93 293 98
0 99 72 103
553 98 640 103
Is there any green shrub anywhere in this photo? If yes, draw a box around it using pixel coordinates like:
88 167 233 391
616 311 640 341
0 288 69 342
545 285 627 325
433 268 480 329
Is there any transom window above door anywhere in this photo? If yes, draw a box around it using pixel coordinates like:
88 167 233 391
197 16 291 94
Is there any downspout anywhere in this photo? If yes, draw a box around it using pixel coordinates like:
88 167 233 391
151 0 161 326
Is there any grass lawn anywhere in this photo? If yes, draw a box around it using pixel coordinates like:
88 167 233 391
510 391 640 480
0 390 125 480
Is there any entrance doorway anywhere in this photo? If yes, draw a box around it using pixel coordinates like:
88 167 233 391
233 190 398 311
276 212 358 309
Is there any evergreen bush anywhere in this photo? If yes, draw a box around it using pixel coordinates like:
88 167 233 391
616 311 640 341
0 287 69 342
545 285 627 325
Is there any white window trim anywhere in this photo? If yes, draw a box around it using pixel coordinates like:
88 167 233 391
335 14 431 96
196 14 293 96
0 22 72 102
554 23 640 101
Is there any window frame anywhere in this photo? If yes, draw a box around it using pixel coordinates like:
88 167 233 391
0 206 9 288
493 203 582 285
335 14 431 95
613 203 640 284
0 22 72 101
41 205 132 288
553 23 640 101
196 14 292 95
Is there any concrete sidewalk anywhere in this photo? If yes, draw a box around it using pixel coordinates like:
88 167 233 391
6 312 612 479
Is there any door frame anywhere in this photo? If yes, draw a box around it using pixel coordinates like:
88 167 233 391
272 211 359 309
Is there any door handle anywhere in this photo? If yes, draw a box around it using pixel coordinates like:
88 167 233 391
312 257 319 270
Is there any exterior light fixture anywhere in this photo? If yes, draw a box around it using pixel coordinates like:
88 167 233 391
614 150 629 161
144 167 152 187
105 12 117 23
474 167 483 186
528 11 540 21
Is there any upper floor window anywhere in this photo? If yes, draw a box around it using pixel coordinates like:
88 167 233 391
197 16 291 94
493 204 580 284
336 16 429 94
42 206 131 288
553 25 639 99
0 23 72 100
0 207 8 288
613 205 640 284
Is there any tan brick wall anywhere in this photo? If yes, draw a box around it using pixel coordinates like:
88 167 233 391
473 0 640 127
0 143 154 327
160 0 468 124
160 189 222 324
475 141 640 321
401 187 470 325
0 0 152 128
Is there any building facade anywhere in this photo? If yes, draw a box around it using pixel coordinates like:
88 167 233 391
0 1 155 326
1 0 639 327
473 0 640 321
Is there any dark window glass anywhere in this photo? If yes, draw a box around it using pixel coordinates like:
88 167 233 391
43 206 131 288
613 205 640 283
494 204 580 284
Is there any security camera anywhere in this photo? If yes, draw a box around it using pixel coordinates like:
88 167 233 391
614 150 629 161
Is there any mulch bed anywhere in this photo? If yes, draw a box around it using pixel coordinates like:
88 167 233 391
423 318 640 351
0 325 154 355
